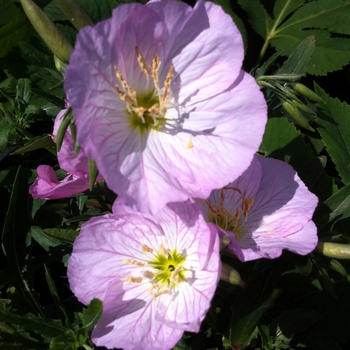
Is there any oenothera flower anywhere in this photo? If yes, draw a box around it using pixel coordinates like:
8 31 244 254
68 201 220 350
64 0 267 213
199 156 318 261
30 109 94 199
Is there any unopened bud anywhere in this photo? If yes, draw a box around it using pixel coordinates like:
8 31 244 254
220 235 231 251
282 100 315 132
20 0 73 63
316 242 350 259
220 263 245 287
54 0 94 30
291 83 325 103
292 99 316 115
330 259 348 278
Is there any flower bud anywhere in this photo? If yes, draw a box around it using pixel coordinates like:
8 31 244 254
54 0 94 30
330 259 348 278
291 83 324 103
20 0 73 63
316 242 350 259
292 99 316 115
282 100 315 132
220 262 245 287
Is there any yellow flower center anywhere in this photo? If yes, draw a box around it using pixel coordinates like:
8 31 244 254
205 187 255 241
121 243 187 300
114 47 174 134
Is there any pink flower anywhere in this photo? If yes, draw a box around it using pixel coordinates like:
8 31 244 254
64 0 267 213
199 156 318 261
67 201 220 350
30 109 94 199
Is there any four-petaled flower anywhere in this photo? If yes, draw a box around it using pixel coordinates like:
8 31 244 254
199 156 318 261
64 0 267 213
67 201 220 350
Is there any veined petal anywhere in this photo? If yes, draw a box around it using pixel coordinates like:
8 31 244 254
29 165 90 200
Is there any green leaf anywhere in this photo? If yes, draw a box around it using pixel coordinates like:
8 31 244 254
49 330 78 350
16 78 32 103
315 84 350 185
240 0 350 75
10 134 55 155
76 299 103 345
0 0 22 25
0 311 66 337
42 228 79 243
270 309 321 338
278 35 315 75
0 117 12 153
0 13 36 58
230 289 280 347
315 183 350 227
260 117 337 201
73 0 113 23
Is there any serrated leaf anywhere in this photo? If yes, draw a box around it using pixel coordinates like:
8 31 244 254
315 84 350 185
260 117 337 201
0 13 36 58
42 228 79 243
240 0 350 75
10 134 55 155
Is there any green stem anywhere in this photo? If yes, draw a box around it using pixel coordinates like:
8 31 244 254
257 0 292 64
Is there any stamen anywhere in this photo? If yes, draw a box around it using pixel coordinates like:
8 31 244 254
144 271 155 279
162 65 174 102
159 244 168 258
152 53 161 95
135 47 152 78
114 66 136 102
141 244 153 253
123 259 145 266
169 265 182 283
186 136 193 149
121 276 143 283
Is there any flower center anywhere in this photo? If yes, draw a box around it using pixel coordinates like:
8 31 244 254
121 243 187 300
114 47 174 134
205 187 255 241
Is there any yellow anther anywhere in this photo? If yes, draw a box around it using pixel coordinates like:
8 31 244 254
136 47 152 78
151 54 161 95
143 270 155 279
159 244 168 258
169 265 182 283
162 65 174 102
121 276 143 283
114 66 136 102
123 259 145 266
141 244 153 253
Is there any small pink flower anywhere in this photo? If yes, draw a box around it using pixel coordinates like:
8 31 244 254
64 0 267 213
199 156 318 261
67 201 220 350
30 109 97 199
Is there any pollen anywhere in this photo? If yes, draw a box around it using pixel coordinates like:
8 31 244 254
141 244 154 253
123 259 145 266
114 47 175 133
121 276 143 283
